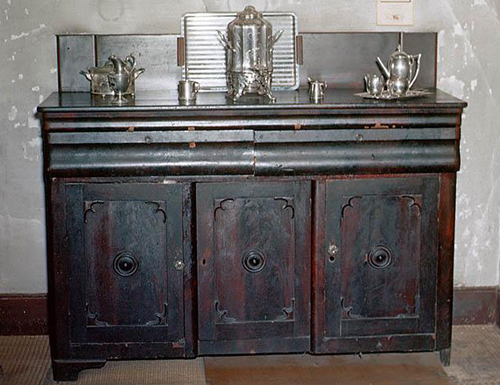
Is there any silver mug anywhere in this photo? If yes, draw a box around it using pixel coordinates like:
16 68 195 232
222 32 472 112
308 78 327 101
178 80 200 101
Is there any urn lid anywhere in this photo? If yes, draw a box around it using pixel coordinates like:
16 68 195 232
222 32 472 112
229 5 270 28
238 5 260 20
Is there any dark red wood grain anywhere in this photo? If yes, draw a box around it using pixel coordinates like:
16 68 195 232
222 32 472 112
314 177 439 353
436 173 456 352
196 181 311 354
39 89 465 380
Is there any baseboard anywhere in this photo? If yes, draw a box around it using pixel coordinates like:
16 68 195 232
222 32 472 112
0 294 48 335
452 286 498 325
497 287 500 328
1 287 499 335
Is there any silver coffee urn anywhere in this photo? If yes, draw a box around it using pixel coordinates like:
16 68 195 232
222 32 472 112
218 6 283 102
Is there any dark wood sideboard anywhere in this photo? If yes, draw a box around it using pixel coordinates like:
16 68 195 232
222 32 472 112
38 88 466 381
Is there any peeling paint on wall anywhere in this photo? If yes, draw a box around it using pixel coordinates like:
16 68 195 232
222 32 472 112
438 75 465 99
1 0 499 293
7 106 17 122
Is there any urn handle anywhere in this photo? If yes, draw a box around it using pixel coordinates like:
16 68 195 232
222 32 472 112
217 31 235 52
271 30 284 48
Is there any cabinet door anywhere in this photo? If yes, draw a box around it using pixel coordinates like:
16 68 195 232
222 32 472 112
197 181 311 354
314 177 439 353
65 183 187 356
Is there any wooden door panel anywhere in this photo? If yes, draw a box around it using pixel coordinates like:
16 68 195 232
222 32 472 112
212 197 295 324
197 181 310 350
85 200 169 327
314 177 439 352
67 183 185 345
339 194 421 320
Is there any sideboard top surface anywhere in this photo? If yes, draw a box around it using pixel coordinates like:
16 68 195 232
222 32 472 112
38 89 467 115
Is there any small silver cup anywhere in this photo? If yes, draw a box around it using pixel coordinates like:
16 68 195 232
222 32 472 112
178 80 200 101
365 74 385 96
308 78 327 101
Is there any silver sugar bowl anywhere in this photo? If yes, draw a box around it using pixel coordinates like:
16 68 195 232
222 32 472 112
218 6 283 102
81 54 145 98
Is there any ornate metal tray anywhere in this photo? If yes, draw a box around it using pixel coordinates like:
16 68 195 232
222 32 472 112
181 12 299 92
355 89 432 100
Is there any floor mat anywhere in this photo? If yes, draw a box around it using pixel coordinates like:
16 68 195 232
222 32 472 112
43 358 207 385
445 325 500 385
0 336 51 385
0 335 206 385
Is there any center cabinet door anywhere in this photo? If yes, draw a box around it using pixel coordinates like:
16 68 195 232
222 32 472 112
196 181 311 355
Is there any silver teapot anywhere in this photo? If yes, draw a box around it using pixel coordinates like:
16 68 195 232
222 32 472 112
376 44 421 93
218 6 283 102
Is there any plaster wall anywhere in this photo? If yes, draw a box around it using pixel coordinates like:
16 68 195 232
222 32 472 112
1 0 499 293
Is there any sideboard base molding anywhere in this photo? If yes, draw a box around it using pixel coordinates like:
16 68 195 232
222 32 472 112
199 337 310 356
69 342 190 360
315 334 436 355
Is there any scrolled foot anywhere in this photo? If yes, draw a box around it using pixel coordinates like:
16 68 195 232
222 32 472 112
52 359 106 381
439 347 451 367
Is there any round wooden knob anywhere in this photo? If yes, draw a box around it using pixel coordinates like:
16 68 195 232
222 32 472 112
242 250 266 273
367 246 392 269
113 252 138 277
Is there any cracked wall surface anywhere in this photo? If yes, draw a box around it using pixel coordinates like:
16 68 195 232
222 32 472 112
1 0 499 292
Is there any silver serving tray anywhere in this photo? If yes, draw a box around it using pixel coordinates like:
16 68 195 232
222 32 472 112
181 12 299 92
355 89 432 100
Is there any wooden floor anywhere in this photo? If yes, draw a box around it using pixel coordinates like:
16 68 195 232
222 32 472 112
0 326 499 385
205 353 452 385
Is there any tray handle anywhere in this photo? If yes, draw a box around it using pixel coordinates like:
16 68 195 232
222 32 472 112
296 35 303 65
177 37 185 67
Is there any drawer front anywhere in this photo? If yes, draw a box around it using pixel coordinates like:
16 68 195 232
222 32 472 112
47 130 254 177
255 128 459 176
